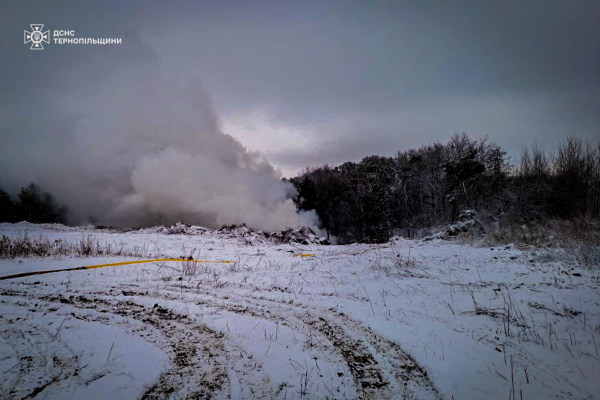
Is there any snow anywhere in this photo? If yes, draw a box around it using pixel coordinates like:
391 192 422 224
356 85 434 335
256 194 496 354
0 295 169 399
1 223 599 399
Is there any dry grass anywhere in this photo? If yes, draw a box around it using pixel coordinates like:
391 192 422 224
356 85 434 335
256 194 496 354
0 234 150 259
458 219 600 269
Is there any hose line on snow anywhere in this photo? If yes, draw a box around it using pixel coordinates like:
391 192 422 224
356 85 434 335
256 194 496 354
0 258 234 281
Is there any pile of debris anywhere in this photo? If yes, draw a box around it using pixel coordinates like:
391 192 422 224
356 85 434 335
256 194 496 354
216 224 271 246
138 222 330 246
138 222 210 235
268 226 330 245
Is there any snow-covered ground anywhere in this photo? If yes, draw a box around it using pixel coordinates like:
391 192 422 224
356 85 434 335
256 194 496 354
0 222 599 399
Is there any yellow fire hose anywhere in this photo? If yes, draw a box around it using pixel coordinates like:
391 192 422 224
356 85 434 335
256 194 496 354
0 258 234 281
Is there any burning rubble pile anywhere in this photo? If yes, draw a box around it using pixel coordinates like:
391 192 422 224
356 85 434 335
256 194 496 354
137 222 330 246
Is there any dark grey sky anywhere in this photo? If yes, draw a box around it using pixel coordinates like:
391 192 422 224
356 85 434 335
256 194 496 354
1 0 599 180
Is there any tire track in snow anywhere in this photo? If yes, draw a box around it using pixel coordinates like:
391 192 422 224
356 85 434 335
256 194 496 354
132 283 440 399
1 281 438 399
0 312 79 399
0 289 276 399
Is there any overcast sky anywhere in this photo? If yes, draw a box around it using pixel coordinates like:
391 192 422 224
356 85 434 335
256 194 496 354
1 0 599 179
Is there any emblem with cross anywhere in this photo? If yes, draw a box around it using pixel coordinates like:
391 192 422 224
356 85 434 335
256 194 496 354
24 24 50 50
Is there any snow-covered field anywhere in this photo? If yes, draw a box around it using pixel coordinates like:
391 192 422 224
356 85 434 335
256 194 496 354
0 223 599 399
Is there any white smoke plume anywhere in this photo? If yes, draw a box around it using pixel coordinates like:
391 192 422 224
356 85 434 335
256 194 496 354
0 32 315 232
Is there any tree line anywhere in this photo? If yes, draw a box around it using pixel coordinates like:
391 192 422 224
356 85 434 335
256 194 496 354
2 134 599 237
289 133 600 243
0 183 69 224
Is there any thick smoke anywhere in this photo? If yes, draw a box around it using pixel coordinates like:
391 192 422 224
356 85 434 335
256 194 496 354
0 33 311 231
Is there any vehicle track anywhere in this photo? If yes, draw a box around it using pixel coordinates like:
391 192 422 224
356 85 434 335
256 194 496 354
0 289 275 399
159 283 440 400
110 282 439 399
1 282 438 399
0 311 80 399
